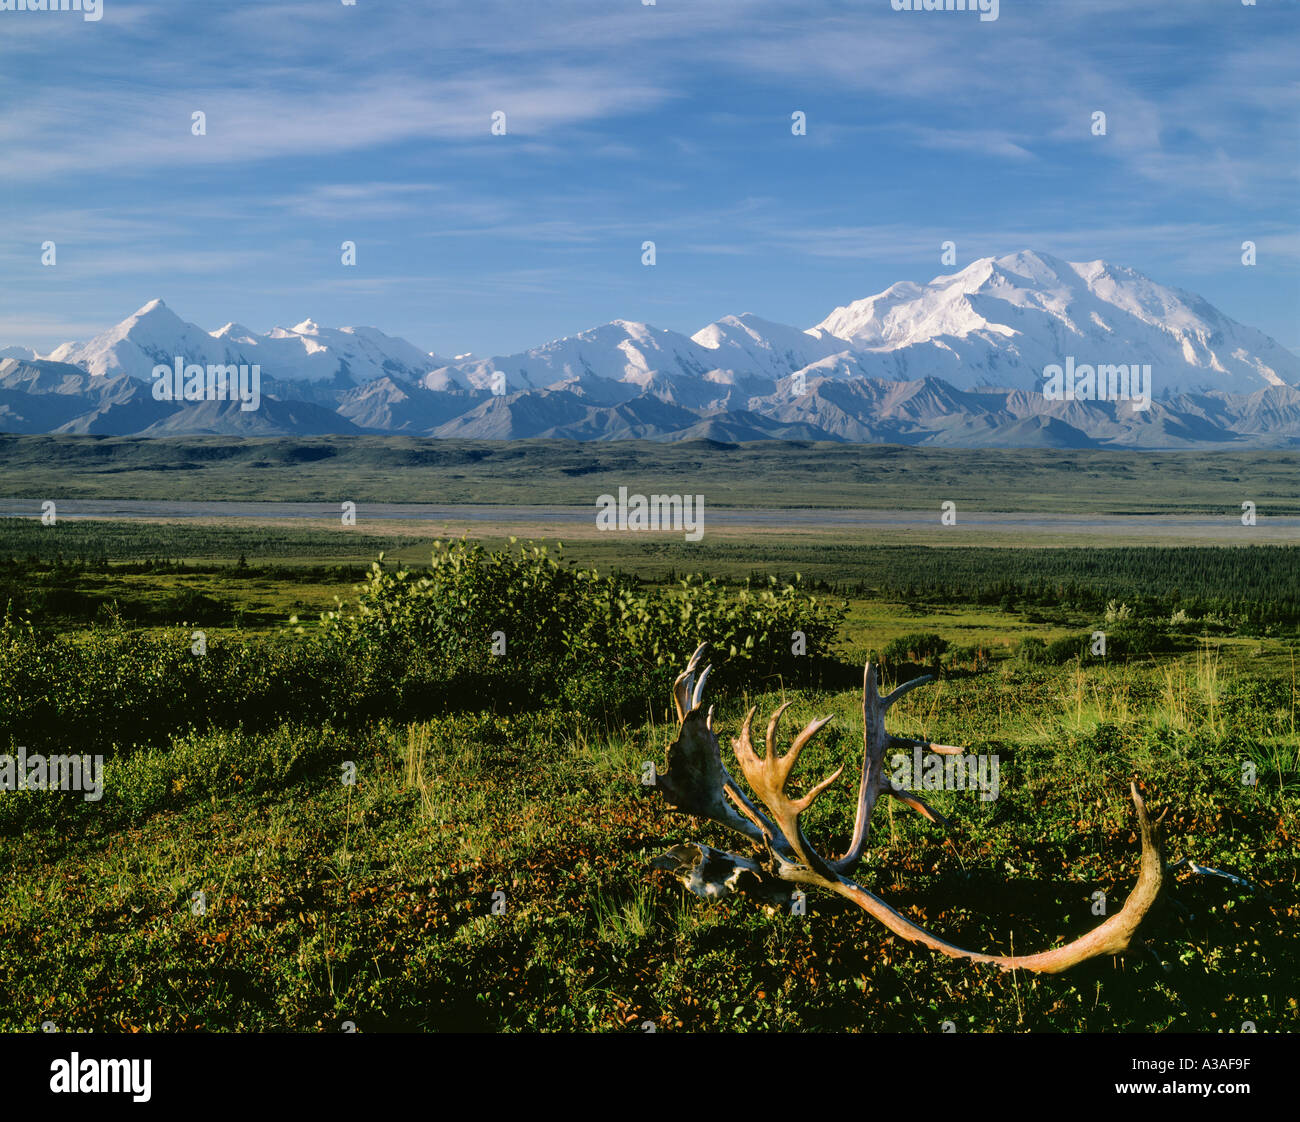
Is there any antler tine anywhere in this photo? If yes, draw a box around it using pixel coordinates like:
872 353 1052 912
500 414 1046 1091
828 660 891 875
764 702 835 780
890 736 965 756
792 762 846 814
881 782 954 827
692 664 713 711
672 642 711 720
764 701 794 759
790 714 835 757
734 704 840 874
864 660 880 705
882 672 935 711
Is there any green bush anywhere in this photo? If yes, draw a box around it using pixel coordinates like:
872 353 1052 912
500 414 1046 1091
0 543 847 760
1107 620 1181 656
1220 677 1296 736
946 644 991 672
0 611 378 758
316 540 847 715
1045 633 1087 664
881 632 948 668
1016 636 1047 665
1022 629 1152 666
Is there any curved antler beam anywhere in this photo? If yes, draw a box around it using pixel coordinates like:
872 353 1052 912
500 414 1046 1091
784 784 1163 974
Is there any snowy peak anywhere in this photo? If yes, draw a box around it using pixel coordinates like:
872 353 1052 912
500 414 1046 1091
105 299 195 343
212 322 259 344
692 312 848 378
42 304 442 385
45 298 225 378
5 252 1296 436
811 250 1300 395
985 249 1075 287
111 298 194 340
422 318 722 394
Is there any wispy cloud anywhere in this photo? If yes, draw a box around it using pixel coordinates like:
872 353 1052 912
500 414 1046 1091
0 0 1294 353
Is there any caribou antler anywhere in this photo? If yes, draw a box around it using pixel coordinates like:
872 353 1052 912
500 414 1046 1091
651 644 1166 974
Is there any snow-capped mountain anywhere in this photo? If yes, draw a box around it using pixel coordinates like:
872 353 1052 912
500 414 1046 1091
812 251 1300 396
4 252 1297 444
42 299 443 385
420 313 842 401
412 251 1298 402
690 313 846 379
419 320 723 395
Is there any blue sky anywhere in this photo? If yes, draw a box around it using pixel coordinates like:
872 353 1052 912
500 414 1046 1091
2 0 1297 357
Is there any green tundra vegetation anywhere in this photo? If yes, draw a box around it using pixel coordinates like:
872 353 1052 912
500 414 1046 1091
0 520 1296 1032
3 433 1300 512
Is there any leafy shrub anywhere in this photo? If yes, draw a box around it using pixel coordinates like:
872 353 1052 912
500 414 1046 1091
881 632 948 668
0 543 847 758
1016 636 1047 666
1220 677 1295 736
1081 721 1124 755
946 644 991 673
316 540 846 716
1022 626 1177 666
1043 634 1083 664
1107 620 1181 657
0 611 377 758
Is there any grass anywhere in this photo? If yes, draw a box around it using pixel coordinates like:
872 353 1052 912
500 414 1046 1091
6 519 1300 640
0 511 1295 1032
1 622 1295 1032
3 435 1300 513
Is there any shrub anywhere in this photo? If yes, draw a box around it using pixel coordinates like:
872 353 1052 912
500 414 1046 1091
881 632 948 669
1220 677 1295 736
316 540 847 715
0 542 847 756
0 611 373 758
1045 634 1087 664
1107 620 1180 657
1016 636 1047 666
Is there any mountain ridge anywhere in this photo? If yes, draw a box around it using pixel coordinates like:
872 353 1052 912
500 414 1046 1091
4 252 1297 446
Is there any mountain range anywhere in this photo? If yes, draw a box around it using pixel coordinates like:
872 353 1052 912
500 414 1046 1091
4 251 1298 448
